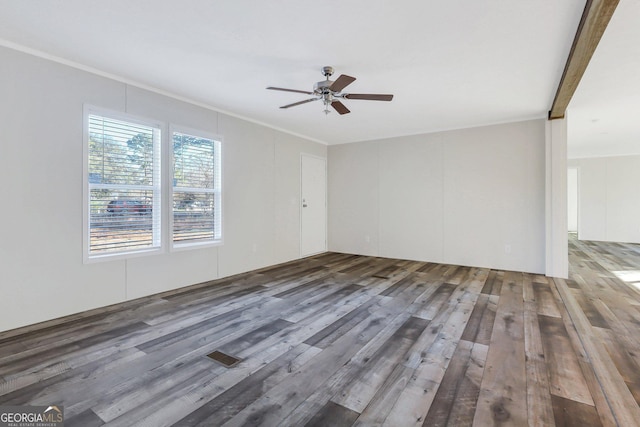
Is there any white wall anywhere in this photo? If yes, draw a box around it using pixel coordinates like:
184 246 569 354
0 46 325 332
329 119 546 274
569 155 640 243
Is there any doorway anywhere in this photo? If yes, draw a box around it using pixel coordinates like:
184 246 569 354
568 167 578 235
300 154 327 257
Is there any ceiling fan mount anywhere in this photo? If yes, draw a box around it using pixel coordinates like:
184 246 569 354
321 66 334 77
267 66 393 115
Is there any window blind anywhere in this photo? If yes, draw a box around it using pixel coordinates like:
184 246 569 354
88 114 161 255
172 132 221 245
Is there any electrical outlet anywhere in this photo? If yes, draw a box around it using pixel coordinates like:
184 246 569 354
505 244 512 254
365 235 371 243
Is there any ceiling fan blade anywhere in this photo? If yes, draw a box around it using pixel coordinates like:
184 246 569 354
331 101 350 115
267 86 314 95
344 94 394 101
329 75 356 92
280 98 319 109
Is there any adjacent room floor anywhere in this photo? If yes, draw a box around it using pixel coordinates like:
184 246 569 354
1 236 640 426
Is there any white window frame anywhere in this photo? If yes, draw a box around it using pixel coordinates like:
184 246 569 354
83 105 164 263
170 125 223 250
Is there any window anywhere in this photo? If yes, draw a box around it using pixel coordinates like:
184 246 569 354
85 111 162 259
84 107 222 261
172 129 222 247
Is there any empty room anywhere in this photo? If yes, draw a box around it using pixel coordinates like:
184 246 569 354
1 1 639 426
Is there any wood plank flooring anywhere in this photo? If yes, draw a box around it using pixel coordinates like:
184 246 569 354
2 236 640 426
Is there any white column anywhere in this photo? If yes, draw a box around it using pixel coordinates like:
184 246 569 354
545 117 568 278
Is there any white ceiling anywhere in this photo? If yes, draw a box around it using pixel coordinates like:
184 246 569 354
0 0 615 147
567 0 640 159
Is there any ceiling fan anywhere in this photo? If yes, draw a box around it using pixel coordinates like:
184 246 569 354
267 66 393 115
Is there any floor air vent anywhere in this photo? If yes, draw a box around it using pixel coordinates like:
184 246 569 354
207 350 242 367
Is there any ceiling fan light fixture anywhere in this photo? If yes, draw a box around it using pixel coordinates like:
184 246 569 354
267 66 393 115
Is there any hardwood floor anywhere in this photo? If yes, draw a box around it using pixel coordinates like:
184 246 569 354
2 237 640 426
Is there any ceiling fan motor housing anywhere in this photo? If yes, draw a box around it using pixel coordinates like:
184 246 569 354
314 80 334 95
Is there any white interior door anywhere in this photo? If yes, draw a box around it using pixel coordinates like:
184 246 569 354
301 154 327 256
568 167 578 233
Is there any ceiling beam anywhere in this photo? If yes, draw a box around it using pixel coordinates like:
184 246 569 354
548 0 619 120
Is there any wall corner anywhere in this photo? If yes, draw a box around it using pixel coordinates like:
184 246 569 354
545 117 569 278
